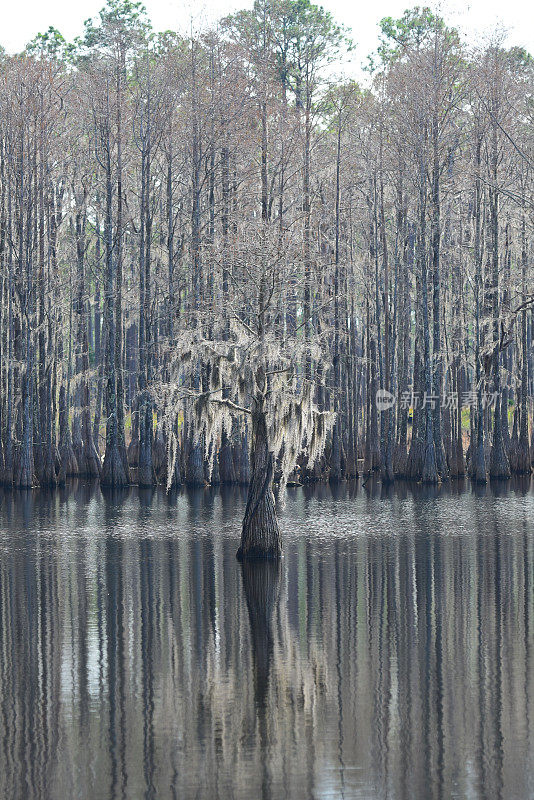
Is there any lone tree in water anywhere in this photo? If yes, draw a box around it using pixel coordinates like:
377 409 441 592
160 225 334 560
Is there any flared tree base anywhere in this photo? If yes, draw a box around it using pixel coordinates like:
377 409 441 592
512 441 531 476
489 442 511 479
236 488 282 561
237 543 281 562
421 438 440 485
101 442 130 487
236 406 282 562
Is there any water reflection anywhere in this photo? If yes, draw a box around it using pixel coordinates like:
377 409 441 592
0 480 532 799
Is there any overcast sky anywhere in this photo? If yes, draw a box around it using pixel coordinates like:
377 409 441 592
3 0 533 75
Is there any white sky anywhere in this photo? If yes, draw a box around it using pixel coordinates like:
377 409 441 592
3 0 534 75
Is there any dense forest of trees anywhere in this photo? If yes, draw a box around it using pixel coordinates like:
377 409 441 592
0 0 532 549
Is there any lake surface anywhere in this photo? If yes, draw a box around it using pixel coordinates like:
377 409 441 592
0 478 533 800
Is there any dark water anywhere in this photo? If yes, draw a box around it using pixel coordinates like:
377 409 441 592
0 479 533 800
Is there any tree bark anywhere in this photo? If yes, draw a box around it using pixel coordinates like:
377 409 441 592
237 402 281 561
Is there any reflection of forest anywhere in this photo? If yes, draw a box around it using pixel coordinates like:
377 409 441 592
0 482 532 799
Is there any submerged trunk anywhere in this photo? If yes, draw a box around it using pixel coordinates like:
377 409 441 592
237 402 281 562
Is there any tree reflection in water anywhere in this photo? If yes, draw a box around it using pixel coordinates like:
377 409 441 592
0 479 532 799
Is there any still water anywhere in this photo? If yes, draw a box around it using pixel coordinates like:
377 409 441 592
0 479 533 800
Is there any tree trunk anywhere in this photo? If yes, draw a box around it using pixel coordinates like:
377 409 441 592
101 129 129 488
469 134 486 484
219 428 237 483
57 380 78 483
515 212 531 474
237 403 281 561
418 153 439 485
137 134 154 488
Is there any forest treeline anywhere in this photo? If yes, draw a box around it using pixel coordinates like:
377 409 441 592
0 0 533 494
